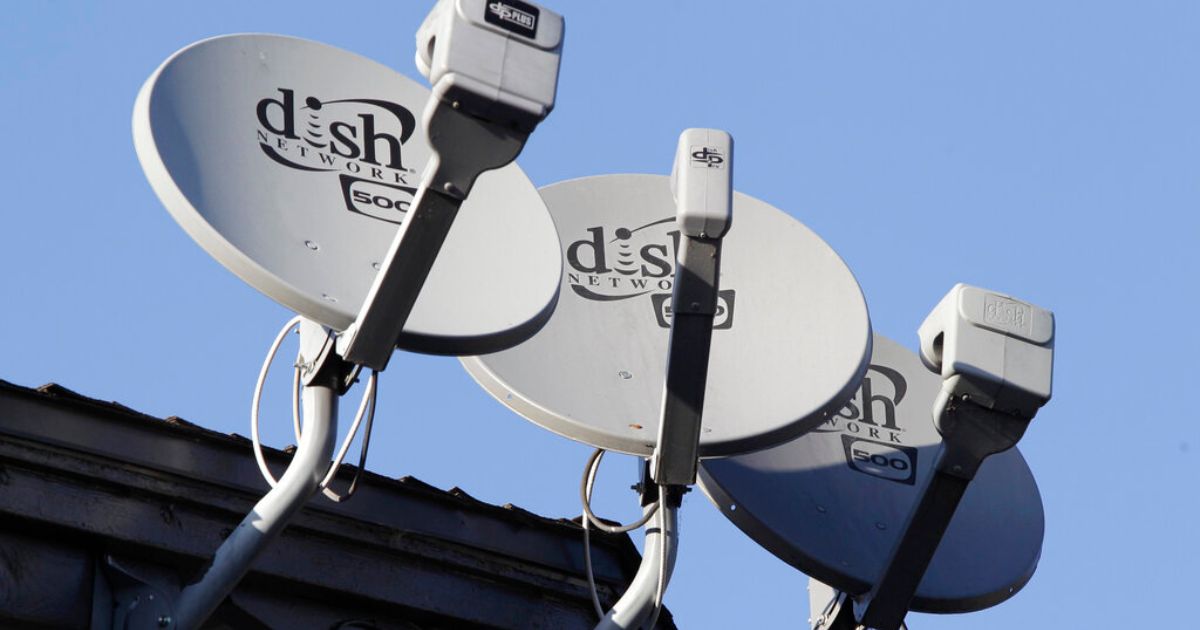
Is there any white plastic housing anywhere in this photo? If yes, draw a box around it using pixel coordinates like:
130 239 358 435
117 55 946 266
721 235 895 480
416 0 563 131
670 128 733 238
918 283 1054 417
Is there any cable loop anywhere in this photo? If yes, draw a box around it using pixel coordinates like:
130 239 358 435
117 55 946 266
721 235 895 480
580 449 660 534
250 315 377 502
579 448 664 621
250 316 305 489
319 369 378 502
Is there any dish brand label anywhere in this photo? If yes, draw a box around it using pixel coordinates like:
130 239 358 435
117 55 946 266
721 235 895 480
984 294 1032 336
565 217 736 329
841 435 918 485
812 363 908 445
690 146 725 169
485 0 539 38
255 88 418 224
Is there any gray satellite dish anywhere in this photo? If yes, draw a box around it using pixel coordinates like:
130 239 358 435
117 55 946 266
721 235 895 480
698 334 1044 613
461 174 872 457
132 33 561 355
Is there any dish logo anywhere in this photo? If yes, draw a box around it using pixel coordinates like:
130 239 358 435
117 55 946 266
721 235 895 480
812 363 908 444
984 294 1032 335
255 88 418 223
340 176 415 225
841 435 918 485
651 291 736 330
690 146 725 169
565 217 736 329
485 0 539 38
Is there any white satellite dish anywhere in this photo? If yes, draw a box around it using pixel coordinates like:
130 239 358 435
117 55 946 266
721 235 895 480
462 167 870 630
698 334 1045 613
132 33 561 355
461 173 872 457
129 6 567 626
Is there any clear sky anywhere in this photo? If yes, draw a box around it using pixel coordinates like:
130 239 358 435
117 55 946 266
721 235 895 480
2 2 1198 628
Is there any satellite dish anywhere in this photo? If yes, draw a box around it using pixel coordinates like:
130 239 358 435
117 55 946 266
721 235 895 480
131 21 567 629
698 334 1044 613
461 174 872 457
132 34 561 355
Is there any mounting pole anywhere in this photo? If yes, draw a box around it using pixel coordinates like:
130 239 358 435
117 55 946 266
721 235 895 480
598 129 732 630
337 0 563 370
174 319 346 630
853 285 1054 630
596 498 680 630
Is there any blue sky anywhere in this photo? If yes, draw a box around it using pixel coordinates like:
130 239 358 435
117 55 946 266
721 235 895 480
2 2 1198 628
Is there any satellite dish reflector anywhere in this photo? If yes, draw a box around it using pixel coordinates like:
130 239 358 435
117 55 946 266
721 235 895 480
461 174 872 457
698 334 1044 613
132 34 561 355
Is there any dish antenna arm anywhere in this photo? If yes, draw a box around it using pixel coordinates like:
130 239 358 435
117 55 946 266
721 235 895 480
853 285 1055 630
336 95 534 371
338 0 563 370
650 128 733 487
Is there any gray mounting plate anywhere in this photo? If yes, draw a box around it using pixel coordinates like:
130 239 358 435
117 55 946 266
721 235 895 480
698 335 1044 613
133 34 561 355
461 174 872 457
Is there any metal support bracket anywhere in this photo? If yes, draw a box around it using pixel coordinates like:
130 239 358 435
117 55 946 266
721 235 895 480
93 555 177 630
298 318 357 394
932 375 1032 480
